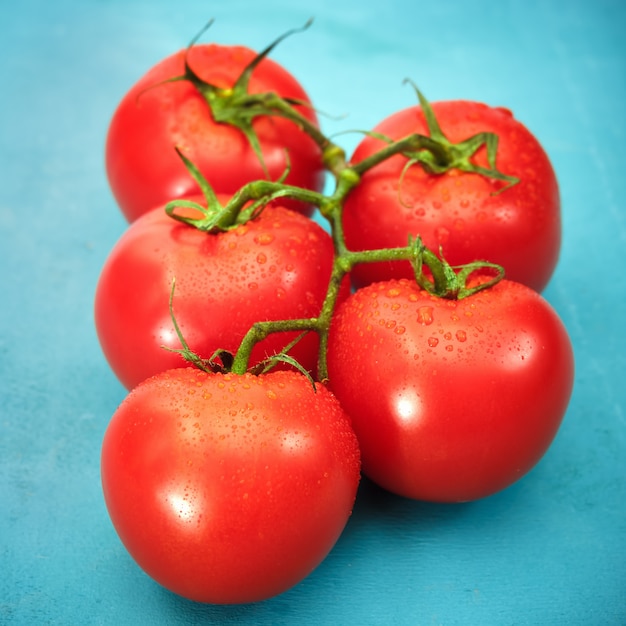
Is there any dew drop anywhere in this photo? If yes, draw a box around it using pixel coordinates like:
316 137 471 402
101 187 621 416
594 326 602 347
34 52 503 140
428 337 439 348
256 252 267 264
255 233 274 245
417 306 434 325
435 226 450 244
456 330 467 342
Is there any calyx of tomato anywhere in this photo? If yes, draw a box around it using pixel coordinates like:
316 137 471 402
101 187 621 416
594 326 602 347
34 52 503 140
364 80 519 194
165 147 328 232
164 278 318 386
409 236 504 299
153 19 340 178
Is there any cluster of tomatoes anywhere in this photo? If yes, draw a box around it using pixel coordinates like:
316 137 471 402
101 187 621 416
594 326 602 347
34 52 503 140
95 23 575 605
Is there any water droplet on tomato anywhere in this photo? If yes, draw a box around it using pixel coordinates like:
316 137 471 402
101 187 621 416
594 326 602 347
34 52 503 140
255 233 274 245
417 306 434 325
428 337 439 348
256 252 267 264
435 227 450 245
456 330 467 342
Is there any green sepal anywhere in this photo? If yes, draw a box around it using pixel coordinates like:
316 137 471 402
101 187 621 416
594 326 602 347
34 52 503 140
403 80 519 191
248 331 317 390
150 19 315 179
409 236 505 300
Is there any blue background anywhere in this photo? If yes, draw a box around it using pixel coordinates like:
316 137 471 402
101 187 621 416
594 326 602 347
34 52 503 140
2 1 625 624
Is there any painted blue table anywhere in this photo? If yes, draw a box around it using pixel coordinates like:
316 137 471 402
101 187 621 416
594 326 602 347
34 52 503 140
2 1 624 624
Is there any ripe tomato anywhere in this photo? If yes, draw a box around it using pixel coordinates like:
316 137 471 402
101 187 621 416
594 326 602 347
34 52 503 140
326 277 574 502
101 367 361 604
94 199 347 390
105 42 324 222
342 101 560 292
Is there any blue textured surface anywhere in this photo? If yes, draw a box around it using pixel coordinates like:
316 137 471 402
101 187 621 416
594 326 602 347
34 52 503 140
1 1 625 624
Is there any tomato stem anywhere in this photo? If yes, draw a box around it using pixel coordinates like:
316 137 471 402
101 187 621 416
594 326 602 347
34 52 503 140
161 26 513 379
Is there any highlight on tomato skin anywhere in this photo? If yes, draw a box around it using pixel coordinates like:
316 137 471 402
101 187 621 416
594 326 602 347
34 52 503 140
326 277 575 503
342 101 561 293
100 368 361 605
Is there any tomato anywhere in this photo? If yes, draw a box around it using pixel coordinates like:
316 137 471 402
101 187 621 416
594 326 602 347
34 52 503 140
105 42 324 222
94 199 347 390
342 101 560 292
326 277 574 502
100 367 361 603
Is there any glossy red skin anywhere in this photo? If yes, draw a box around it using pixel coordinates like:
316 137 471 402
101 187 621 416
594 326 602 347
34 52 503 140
327 278 574 502
342 101 561 292
94 200 347 390
105 43 325 222
101 368 361 604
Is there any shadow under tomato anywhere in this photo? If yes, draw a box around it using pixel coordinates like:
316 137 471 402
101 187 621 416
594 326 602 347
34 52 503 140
349 475 475 528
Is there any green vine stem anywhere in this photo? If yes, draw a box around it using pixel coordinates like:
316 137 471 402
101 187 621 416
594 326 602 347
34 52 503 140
162 23 514 382
165 109 507 381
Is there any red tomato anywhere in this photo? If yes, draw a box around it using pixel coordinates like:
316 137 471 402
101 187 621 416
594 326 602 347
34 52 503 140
94 199 347 390
342 101 560 292
326 277 574 502
105 43 325 222
101 367 361 603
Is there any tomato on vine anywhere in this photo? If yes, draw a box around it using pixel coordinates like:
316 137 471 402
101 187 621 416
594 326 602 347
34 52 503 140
342 88 561 292
105 21 326 221
94 186 348 390
101 367 361 603
97 20 576 605
326 250 574 503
